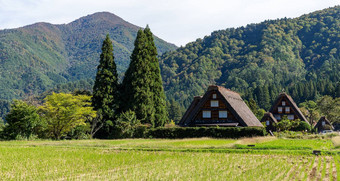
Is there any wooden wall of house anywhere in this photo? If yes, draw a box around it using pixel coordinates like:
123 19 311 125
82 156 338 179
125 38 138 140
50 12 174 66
261 117 276 131
193 90 238 122
271 96 299 120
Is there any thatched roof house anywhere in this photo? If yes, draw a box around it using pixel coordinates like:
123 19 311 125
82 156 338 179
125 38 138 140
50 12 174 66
314 116 334 133
267 92 309 123
261 112 277 131
179 85 263 127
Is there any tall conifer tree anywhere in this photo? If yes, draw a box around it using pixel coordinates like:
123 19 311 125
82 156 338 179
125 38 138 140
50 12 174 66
144 26 168 126
92 34 118 135
121 29 155 126
121 26 168 127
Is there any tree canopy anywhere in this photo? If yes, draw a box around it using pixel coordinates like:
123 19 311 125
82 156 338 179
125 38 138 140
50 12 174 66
39 93 96 139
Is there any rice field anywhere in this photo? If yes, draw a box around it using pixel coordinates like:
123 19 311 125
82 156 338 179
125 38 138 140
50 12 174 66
0 137 339 180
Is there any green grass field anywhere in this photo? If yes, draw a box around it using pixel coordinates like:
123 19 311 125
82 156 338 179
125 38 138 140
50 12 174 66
1 137 339 180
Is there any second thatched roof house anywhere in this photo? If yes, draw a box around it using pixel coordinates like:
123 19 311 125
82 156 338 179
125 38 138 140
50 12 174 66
314 116 334 133
261 92 310 131
178 85 263 127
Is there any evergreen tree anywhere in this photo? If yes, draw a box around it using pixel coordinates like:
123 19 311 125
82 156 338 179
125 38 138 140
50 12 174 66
144 26 168 127
121 29 155 126
121 26 168 127
167 99 182 123
255 85 270 110
92 34 119 136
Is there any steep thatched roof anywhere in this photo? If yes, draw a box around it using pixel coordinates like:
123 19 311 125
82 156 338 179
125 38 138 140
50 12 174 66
179 96 201 125
179 85 263 127
269 92 309 123
314 116 334 130
261 112 278 123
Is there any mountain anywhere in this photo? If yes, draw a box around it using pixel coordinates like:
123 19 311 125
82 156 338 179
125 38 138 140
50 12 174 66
160 6 340 110
0 12 177 100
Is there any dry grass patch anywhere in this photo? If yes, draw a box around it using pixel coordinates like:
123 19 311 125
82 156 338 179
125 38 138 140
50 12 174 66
236 136 277 145
332 136 340 148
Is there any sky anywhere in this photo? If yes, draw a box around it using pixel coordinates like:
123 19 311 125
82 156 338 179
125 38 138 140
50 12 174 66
0 0 339 46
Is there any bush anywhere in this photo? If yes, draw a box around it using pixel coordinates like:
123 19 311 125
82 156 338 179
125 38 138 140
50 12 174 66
293 121 312 132
146 127 266 139
115 110 141 138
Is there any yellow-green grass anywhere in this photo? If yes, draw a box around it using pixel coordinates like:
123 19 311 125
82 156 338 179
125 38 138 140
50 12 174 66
0 138 339 180
238 138 335 150
0 146 337 180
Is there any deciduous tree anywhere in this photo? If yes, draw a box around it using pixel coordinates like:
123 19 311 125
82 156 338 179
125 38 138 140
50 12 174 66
39 93 96 139
3 100 41 139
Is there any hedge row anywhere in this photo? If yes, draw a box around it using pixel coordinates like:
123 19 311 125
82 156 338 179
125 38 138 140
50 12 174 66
144 127 266 139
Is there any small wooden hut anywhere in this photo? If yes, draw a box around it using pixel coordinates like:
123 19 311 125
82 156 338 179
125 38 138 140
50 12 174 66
314 116 334 133
260 112 277 131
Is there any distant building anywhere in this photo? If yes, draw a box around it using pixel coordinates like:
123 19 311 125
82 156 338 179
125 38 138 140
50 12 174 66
261 92 309 131
314 116 334 133
179 85 263 127
261 112 278 131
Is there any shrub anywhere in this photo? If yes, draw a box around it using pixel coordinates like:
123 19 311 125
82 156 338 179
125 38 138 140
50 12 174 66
146 127 266 139
115 110 141 138
293 121 312 132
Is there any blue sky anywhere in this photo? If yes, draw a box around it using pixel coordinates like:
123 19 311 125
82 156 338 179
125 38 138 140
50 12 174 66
0 0 339 46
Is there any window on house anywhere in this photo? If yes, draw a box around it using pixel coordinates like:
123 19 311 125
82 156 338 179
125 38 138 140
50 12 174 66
285 107 290 113
288 115 294 120
275 115 281 120
322 121 325 126
266 120 270 126
211 100 219 107
219 111 228 118
278 107 282 113
212 94 217 99
282 101 286 106
202 111 211 118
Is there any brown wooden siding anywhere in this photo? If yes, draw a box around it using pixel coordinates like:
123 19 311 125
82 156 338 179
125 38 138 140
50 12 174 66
271 96 299 121
192 90 238 123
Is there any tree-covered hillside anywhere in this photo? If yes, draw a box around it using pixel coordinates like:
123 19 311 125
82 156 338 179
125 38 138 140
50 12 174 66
160 6 340 110
0 12 177 100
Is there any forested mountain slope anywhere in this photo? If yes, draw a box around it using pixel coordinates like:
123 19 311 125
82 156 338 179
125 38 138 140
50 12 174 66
0 12 177 100
160 6 340 110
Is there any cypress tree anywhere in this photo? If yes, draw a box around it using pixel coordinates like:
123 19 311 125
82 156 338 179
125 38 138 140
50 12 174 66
121 26 168 127
144 26 168 127
121 29 155 126
92 34 119 136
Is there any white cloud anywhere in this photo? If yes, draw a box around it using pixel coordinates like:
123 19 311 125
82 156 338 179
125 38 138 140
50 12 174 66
0 0 338 46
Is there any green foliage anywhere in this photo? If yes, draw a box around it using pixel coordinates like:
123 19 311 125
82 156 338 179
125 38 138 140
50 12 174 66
317 95 340 124
92 34 119 137
299 100 319 125
121 27 168 127
167 99 183 123
39 93 96 139
115 110 141 138
144 26 168 127
146 127 266 138
159 6 340 112
2 100 41 140
0 12 176 106
122 29 154 125
274 116 311 132
275 118 293 132
0 100 10 121
294 121 312 132
66 124 92 140
246 99 265 120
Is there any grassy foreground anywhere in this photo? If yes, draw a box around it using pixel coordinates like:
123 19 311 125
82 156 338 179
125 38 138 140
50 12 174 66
1 137 340 180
